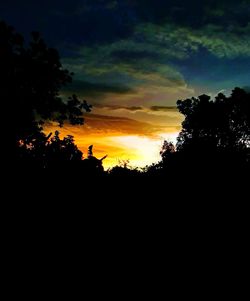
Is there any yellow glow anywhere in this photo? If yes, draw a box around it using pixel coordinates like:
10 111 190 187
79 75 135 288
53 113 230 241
109 135 162 168
44 113 181 170
44 128 178 170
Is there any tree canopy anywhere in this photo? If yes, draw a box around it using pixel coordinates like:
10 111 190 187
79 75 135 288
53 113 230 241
0 21 91 157
145 88 250 176
18 131 83 170
176 88 250 154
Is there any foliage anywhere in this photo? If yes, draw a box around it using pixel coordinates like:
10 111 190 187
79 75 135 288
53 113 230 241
18 131 83 169
176 88 250 153
0 21 91 156
108 160 142 176
147 88 250 174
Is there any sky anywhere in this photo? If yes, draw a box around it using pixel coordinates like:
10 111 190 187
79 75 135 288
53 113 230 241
1 0 250 168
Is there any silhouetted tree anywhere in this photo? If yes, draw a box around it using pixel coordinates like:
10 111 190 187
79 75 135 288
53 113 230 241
160 141 175 162
18 131 83 170
144 141 176 176
0 21 91 159
81 145 107 176
108 160 142 177
146 88 249 176
176 88 250 170
177 88 250 151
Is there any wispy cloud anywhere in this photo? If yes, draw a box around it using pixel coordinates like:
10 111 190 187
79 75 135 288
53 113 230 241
46 113 161 137
94 104 143 112
63 79 134 97
62 45 192 105
61 13 250 108
150 106 178 112
93 103 178 114
48 0 250 115
136 22 250 59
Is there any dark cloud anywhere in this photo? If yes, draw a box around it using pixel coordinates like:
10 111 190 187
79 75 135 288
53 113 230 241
0 0 135 47
94 104 143 111
93 103 181 113
1 0 249 106
63 80 133 96
150 106 178 112
54 113 161 136
2 0 249 48
111 49 160 62
131 0 250 27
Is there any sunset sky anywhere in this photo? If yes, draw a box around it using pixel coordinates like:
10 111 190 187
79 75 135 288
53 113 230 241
1 0 250 168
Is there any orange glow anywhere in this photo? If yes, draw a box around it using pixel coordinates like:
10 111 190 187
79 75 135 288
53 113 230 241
44 113 182 169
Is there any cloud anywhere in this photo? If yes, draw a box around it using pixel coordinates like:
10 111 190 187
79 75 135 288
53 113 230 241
45 113 165 138
135 22 250 59
150 106 178 112
61 16 250 106
2 0 250 50
62 37 192 102
94 104 143 111
131 0 250 28
17 0 247 109
110 49 161 62
90 104 183 129
61 40 192 107
93 104 179 114
63 80 134 96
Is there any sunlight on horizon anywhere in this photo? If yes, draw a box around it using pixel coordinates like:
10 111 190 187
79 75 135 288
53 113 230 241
44 123 179 170
103 132 179 169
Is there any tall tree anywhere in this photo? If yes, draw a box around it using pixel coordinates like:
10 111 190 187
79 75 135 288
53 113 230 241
0 21 91 158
